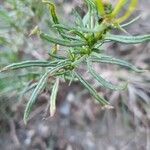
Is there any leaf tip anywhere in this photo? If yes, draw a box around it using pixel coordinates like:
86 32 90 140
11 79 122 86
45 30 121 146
102 105 114 110
23 115 28 125
0 67 9 73
50 108 56 117
29 26 40 37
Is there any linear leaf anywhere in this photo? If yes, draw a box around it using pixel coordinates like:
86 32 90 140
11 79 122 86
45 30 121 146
60 33 79 40
52 24 85 40
23 70 50 124
104 34 150 44
43 1 69 39
46 2 59 24
52 24 71 31
23 62 69 124
69 30 87 40
74 72 110 105
111 0 127 18
52 24 102 33
91 53 144 73
121 15 141 27
0 72 40 80
94 0 105 16
0 60 58 72
84 0 96 29
40 33 86 47
87 60 127 91
51 24 85 40
50 78 59 117
116 0 138 23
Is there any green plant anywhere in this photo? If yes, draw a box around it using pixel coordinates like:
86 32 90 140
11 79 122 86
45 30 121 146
0 0 150 124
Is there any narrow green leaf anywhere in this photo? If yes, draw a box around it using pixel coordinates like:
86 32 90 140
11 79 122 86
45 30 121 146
104 34 150 44
74 72 110 106
85 0 95 7
47 2 59 24
52 24 103 33
60 33 79 41
23 62 69 124
43 0 74 40
121 15 141 27
23 70 50 124
116 0 138 23
48 53 66 60
52 24 71 31
68 30 87 41
52 24 85 40
94 0 105 16
111 0 127 18
87 60 127 91
50 78 59 117
0 72 40 80
52 24 86 40
0 60 58 72
91 53 144 73
40 32 86 47
82 0 94 29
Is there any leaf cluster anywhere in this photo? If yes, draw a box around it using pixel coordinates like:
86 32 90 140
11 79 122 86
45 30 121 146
0 0 150 124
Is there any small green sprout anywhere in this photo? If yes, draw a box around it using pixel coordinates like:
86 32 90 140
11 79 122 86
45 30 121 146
0 0 150 124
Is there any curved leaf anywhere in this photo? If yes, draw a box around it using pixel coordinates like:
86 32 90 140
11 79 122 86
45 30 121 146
111 0 127 18
23 62 69 124
104 34 150 44
121 15 141 27
87 60 127 91
23 70 50 124
40 33 86 47
53 24 103 33
91 53 144 73
0 60 58 72
74 72 110 106
116 0 138 23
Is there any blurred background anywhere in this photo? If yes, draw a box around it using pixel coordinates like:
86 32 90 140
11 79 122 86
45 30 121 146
0 0 150 150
